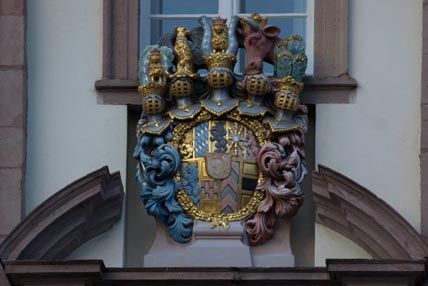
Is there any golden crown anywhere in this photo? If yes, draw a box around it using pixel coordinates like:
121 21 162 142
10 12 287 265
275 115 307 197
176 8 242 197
138 81 168 98
240 13 268 31
203 53 236 70
278 76 304 96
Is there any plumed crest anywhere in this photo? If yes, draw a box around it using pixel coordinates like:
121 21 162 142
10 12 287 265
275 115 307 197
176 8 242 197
274 34 307 82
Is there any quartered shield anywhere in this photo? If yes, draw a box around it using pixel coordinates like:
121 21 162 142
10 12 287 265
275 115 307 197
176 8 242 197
172 117 264 217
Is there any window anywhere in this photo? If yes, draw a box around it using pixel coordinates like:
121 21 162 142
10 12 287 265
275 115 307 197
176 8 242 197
96 0 356 104
139 0 314 74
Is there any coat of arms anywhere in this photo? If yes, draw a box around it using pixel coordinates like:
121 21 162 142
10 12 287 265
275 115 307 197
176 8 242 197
134 14 307 246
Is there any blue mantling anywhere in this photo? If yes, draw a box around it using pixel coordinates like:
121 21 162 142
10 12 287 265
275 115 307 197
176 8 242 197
133 128 193 243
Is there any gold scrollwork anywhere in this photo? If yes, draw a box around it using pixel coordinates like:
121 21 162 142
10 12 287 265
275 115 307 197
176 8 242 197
179 131 194 159
170 110 212 151
176 189 265 230
226 110 269 146
170 106 269 229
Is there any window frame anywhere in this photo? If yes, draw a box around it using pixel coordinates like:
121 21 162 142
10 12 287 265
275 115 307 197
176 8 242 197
95 0 357 104
140 0 314 75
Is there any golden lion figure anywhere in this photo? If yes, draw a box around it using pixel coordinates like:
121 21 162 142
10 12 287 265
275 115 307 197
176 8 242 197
148 49 164 82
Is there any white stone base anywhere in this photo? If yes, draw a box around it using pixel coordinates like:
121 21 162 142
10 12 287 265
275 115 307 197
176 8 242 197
144 219 294 267
251 218 294 267
184 221 252 267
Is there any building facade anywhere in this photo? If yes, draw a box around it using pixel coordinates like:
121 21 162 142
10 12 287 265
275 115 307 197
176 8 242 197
1 0 428 284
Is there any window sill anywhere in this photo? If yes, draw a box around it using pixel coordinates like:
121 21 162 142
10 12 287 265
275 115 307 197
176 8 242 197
95 76 357 105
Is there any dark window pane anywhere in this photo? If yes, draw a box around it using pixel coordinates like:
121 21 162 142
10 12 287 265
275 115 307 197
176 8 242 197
239 0 307 14
151 19 201 44
147 0 218 15
269 18 306 40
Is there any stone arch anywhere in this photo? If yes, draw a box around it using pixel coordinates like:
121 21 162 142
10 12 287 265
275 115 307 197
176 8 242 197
0 166 123 260
313 165 428 259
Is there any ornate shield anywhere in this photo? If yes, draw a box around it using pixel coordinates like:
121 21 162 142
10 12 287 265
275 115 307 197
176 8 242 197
171 115 265 218
134 13 308 246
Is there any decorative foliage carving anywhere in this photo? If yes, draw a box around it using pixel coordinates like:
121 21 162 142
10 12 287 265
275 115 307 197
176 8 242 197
134 131 194 243
134 13 308 245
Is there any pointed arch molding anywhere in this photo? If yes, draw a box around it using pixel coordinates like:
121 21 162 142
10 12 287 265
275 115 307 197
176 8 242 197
0 166 124 260
313 165 428 259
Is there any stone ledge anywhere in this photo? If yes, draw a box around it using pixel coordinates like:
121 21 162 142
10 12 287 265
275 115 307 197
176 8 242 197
2 259 427 285
95 76 357 105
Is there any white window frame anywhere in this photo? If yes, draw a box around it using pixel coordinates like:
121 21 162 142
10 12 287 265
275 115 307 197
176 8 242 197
140 0 314 74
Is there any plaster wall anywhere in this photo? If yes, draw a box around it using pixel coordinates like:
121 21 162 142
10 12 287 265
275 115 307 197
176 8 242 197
26 0 127 266
314 224 372 266
315 0 422 264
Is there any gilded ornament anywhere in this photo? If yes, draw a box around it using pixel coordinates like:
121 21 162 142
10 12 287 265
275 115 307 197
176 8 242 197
203 53 237 71
277 76 304 95
177 189 265 230
135 13 308 246
244 73 271 96
274 90 299 112
170 79 193 98
211 17 229 53
169 27 199 79
239 13 268 31
138 48 170 115
138 82 168 98
148 49 164 82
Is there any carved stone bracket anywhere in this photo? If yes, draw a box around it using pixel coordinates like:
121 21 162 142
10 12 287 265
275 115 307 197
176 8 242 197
313 165 428 259
0 166 124 260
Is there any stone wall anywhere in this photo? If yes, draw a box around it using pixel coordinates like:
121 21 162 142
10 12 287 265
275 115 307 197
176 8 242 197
0 0 26 243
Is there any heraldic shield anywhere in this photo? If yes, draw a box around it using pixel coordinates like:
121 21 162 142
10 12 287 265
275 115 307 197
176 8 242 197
174 117 261 215
134 13 308 247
